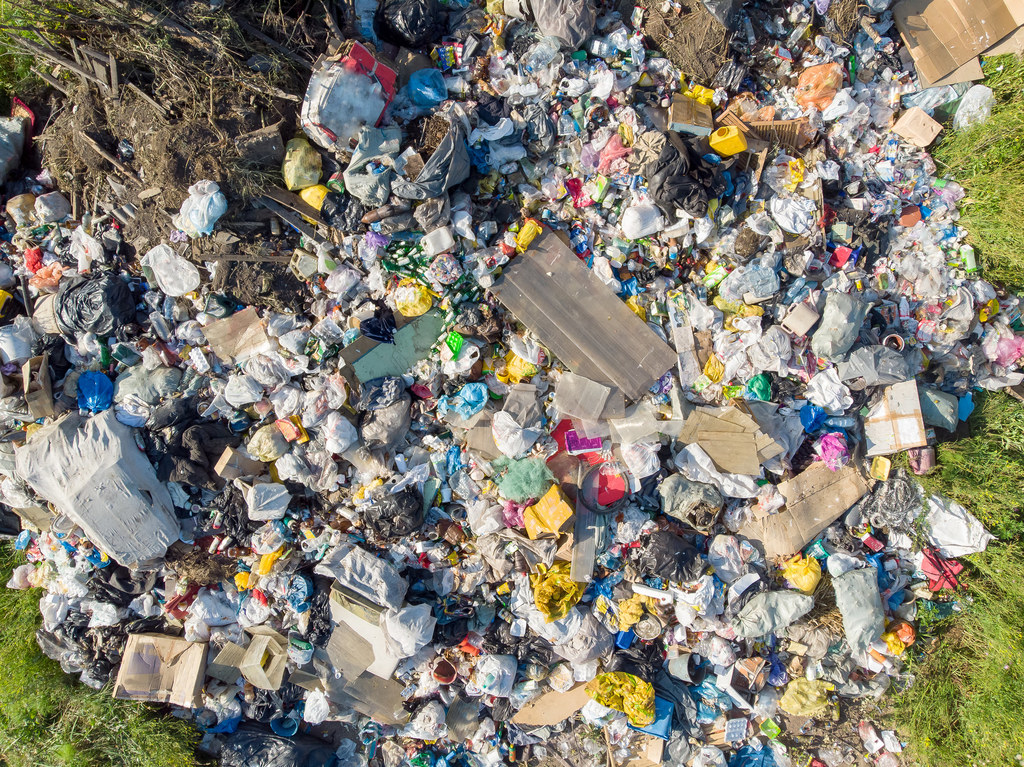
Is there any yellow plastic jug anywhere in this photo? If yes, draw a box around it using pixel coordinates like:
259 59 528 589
709 126 748 156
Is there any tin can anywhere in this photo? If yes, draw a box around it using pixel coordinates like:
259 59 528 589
634 614 663 641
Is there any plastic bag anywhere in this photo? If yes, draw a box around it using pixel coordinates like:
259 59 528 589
381 603 437 658
659 474 723 532
363 486 424 537
241 481 292 521
475 653 518 697
247 423 290 462
585 672 655 727
282 138 322 191
731 591 814 638
795 63 844 111
781 554 821 594
77 371 114 413
142 244 200 297
531 562 585 622
492 410 539 458
779 678 834 718
323 411 359 454
953 85 995 130
34 192 71 223
528 0 596 48
53 274 136 337
174 180 227 238
394 280 434 317
374 0 442 48
408 68 448 108
0 316 39 364
70 226 104 272
391 112 471 200
621 204 665 239
811 292 870 360
832 567 884 657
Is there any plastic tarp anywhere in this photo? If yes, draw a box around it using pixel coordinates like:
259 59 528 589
15 410 179 568
731 591 814 638
832 567 884 658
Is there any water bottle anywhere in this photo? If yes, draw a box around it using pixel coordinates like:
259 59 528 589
825 415 857 428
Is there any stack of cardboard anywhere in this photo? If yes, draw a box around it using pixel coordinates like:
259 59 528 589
895 0 1024 86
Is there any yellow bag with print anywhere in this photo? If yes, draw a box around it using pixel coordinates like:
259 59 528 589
531 562 585 623
585 672 655 726
781 554 821 595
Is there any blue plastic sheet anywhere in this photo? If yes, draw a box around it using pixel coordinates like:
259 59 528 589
77 371 114 412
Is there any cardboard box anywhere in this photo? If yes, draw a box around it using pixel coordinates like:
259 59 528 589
894 0 1024 85
206 641 246 685
864 379 929 456
738 462 868 559
669 94 714 136
113 633 207 708
202 306 274 365
238 626 289 690
22 353 53 419
213 446 265 481
893 106 943 147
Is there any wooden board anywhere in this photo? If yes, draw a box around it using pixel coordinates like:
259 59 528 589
491 231 677 401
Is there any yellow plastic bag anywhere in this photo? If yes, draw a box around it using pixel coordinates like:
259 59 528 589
282 138 322 191
585 672 656 727
781 554 821 595
523 485 575 540
299 184 329 211
247 423 289 462
531 562 585 623
703 355 725 383
779 678 834 718
394 279 434 317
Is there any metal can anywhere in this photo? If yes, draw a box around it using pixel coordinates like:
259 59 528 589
634 614 663 641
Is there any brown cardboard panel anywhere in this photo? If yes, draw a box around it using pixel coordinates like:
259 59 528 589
864 380 928 456
511 683 591 725
895 0 1019 84
214 446 265 481
491 231 677 401
240 627 289 690
113 633 207 708
202 306 274 365
22 353 53 419
738 463 868 559
697 430 761 475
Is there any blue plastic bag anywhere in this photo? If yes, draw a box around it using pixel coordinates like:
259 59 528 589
800 403 827 432
77 370 114 412
408 68 448 108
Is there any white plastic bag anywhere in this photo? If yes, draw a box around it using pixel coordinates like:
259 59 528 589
621 204 665 239
381 603 437 658
239 480 291 521
475 654 518 697
953 85 995 130
223 373 263 407
142 244 200 296
70 226 105 272
491 410 539 458
174 180 228 237
806 368 853 412
323 411 360 454
0 316 39 364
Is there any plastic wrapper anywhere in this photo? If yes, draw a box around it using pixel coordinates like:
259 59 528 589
952 85 995 130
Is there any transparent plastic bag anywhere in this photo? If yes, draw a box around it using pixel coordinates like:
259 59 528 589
174 180 228 237
952 85 995 130
141 244 200 297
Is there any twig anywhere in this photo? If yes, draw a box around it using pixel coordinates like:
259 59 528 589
235 17 313 70
77 131 141 186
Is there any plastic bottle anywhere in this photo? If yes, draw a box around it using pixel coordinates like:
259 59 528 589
825 415 857 427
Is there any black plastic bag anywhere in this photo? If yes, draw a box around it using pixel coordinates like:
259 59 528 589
633 529 702 583
358 376 407 411
221 726 339 767
364 486 424 538
647 132 735 219
360 305 397 344
523 103 555 157
321 192 366 232
54 273 136 337
360 394 412 452
374 0 443 48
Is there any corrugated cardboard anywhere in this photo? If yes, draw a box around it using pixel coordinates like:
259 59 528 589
864 379 928 456
239 626 289 690
738 462 868 559
202 306 274 365
328 595 401 679
892 107 942 149
894 0 1024 85
512 683 591 725
22 352 53 419
619 735 665 767
206 641 246 684
214 446 265 481
113 633 207 708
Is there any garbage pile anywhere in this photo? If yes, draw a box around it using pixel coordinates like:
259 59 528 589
0 0 1020 765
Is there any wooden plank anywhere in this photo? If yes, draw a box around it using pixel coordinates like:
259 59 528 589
491 230 676 401
77 132 141 185
108 53 119 99
262 185 325 226
235 19 314 70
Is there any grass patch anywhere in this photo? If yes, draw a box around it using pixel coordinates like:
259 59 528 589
906 390 1024 540
893 545 1024 767
933 55 1024 290
0 546 202 767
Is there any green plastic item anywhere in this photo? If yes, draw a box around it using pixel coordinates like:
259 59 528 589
747 373 771 401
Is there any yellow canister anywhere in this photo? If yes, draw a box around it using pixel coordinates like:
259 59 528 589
709 126 748 156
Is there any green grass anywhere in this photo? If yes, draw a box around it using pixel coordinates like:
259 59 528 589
0 546 202 767
933 55 1024 290
893 545 1024 767
893 56 1024 761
